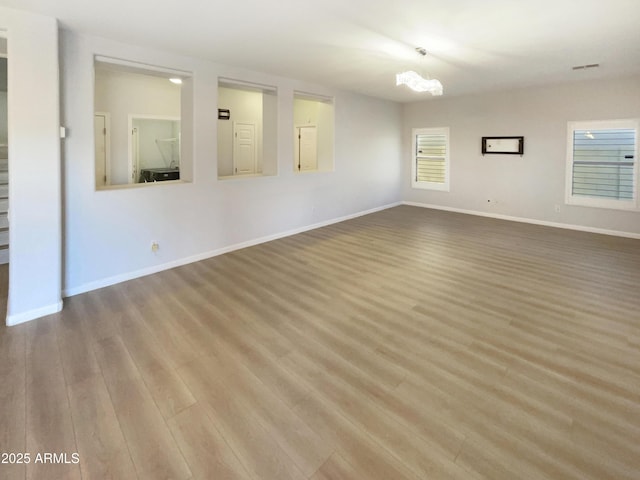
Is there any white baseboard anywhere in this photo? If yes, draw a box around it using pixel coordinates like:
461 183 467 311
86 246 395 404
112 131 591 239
6 300 63 326
63 201 402 298
403 201 640 239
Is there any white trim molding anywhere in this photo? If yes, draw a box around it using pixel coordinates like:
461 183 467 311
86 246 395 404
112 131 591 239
404 201 640 239
6 300 63 326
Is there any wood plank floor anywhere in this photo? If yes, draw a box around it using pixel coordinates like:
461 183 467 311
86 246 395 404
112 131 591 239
1 205 639 480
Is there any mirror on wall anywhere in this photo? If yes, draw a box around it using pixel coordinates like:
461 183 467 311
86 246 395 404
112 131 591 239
94 57 191 189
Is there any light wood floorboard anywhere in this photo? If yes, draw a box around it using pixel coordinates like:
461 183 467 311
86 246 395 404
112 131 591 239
1 205 639 479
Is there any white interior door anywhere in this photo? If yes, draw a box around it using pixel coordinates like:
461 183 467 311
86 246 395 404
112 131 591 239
233 122 256 175
297 125 318 171
94 113 108 186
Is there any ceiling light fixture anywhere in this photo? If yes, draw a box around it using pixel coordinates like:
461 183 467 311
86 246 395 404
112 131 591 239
396 47 443 96
169 78 183 84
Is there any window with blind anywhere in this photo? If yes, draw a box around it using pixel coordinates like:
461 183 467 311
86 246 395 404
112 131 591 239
566 119 639 210
411 127 450 191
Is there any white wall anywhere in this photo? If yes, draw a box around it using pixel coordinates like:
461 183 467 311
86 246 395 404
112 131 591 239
95 68 181 184
0 7 62 324
403 76 640 235
61 30 403 296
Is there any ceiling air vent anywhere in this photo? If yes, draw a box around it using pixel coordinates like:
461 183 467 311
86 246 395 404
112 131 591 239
572 63 600 70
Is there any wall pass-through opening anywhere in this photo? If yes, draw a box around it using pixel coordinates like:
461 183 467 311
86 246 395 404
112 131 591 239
93 56 192 189
293 92 334 173
217 78 278 179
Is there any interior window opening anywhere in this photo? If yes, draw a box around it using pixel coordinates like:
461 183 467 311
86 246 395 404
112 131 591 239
217 79 278 179
93 56 193 189
293 92 334 173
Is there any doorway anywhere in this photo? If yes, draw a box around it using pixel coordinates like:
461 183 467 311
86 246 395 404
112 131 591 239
94 112 110 187
292 93 334 173
233 121 256 175
296 125 318 171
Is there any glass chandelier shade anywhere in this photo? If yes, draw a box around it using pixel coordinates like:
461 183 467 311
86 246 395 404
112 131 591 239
396 70 443 95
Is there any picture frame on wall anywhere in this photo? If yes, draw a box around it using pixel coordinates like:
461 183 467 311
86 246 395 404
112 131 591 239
482 136 524 155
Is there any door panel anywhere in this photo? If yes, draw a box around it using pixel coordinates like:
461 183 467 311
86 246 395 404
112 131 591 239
94 114 107 186
298 126 317 171
233 122 256 175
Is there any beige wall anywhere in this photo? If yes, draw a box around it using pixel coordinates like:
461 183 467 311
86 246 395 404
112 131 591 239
403 75 640 235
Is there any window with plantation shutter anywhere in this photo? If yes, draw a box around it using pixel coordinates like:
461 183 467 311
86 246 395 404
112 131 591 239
566 119 639 211
412 127 450 191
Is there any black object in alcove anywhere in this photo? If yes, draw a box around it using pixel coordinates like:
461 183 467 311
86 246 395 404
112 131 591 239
139 168 180 182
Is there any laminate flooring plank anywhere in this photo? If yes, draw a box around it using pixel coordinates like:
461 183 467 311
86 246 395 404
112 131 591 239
167 403 252 480
76 290 119 343
309 451 373 480
175 262 297 358
9 205 640 480
280 351 476 480
92 336 191 480
201 258 409 390
0 323 27 480
196 346 330 477
176 360 307 480
66 375 138 480
113 281 201 368
292 392 420 480
471 341 640 431
397 375 631 480
274 319 466 459
54 296 101 386
142 275 226 358
25 318 81 480
162 271 311 413
91 294 198 420
136 362 197 421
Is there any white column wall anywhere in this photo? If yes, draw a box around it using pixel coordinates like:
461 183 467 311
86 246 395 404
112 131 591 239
1 7 62 325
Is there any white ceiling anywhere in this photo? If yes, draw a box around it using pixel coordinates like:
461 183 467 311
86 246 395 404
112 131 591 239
2 0 639 102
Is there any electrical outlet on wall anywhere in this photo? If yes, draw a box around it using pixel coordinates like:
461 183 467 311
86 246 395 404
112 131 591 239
554 205 561 213
151 241 159 253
